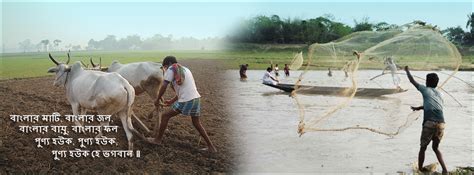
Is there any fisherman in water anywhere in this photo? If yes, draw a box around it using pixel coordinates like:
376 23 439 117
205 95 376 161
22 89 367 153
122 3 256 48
239 64 249 79
384 57 401 89
405 66 447 174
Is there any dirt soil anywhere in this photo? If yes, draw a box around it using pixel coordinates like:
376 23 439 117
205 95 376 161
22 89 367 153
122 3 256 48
0 59 236 174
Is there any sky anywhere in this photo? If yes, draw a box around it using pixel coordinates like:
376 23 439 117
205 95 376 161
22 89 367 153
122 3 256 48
2 1 472 52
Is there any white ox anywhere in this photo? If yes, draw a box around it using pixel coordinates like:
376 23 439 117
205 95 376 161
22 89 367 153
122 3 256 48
90 58 164 120
47 53 144 150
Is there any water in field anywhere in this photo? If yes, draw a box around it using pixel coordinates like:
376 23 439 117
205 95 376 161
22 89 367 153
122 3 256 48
225 70 473 173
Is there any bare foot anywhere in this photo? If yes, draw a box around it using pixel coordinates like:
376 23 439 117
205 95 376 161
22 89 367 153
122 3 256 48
419 167 429 172
146 137 161 145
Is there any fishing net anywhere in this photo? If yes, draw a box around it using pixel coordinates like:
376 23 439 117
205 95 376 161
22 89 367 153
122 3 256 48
293 23 463 137
289 52 304 71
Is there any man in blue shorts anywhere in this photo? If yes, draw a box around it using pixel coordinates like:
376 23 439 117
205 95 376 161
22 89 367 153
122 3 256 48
147 56 217 153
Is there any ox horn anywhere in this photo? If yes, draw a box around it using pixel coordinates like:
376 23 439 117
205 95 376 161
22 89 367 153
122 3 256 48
49 53 59 65
66 52 71 64
80 60 88 67
90 57 97 68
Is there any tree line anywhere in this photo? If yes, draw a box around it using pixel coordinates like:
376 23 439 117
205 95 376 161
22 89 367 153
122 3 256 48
17 13 474 53
230 15 397 44
17 35 225 53
443 13 474 46
18 39 76 53
86 34 224 51
230 14 474 46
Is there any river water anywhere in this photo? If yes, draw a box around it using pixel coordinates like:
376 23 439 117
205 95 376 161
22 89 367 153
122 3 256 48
224 70 473 173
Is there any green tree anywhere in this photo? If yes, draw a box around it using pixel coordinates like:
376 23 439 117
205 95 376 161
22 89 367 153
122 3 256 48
374 22 398 31
466 12 474 33
353 17 373 32
443 26 465 45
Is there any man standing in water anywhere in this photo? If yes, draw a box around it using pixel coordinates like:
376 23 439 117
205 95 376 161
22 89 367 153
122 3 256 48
148 56 217 152
284 64 290 77
274 64 280 77
239 64 249 79
405 66 447 174
384 57 401 89
342 61 350 78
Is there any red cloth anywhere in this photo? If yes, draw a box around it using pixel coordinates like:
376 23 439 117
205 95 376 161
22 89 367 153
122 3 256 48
171 63 185 85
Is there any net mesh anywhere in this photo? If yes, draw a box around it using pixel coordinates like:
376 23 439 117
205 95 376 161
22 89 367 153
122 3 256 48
293 24 462 137
289 52 304 71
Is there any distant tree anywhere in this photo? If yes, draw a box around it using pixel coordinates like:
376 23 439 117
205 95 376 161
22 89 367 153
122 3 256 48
53 39 62 51
233 15 352 44
175 37 200 50
466 13 474 33
118 35 142 50
463 13 474 45
35 43 42 52
87 39 99 50
374 22 398 31
443 26 465 45
101 35 118 50
281 18 302 43
253 15 276 42
141 34 170 50
40 39 50 52
329 22 352 39
18 39 33 52
71 45 82 51
322 13 336 21
353 17 373 32
65 44 73 51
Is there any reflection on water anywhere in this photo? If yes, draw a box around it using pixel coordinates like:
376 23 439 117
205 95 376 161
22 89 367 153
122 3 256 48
225 70 473 173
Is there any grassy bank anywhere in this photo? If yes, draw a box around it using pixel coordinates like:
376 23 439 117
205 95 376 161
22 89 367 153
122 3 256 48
0 50 231 79
2 45 473 79
226 44 474 71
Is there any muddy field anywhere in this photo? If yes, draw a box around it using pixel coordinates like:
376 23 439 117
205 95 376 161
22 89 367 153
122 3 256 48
0 59 236 174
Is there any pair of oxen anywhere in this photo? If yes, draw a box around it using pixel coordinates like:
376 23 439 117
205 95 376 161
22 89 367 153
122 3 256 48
47 52 164 150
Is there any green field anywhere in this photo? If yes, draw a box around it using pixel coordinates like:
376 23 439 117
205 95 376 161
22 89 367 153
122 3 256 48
0 50 228 79
1 47 473 79
0 49 305 79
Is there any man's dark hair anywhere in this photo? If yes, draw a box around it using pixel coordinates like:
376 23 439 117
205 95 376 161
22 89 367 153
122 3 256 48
266 67 272 72
163 56 178 67
426 73 439 88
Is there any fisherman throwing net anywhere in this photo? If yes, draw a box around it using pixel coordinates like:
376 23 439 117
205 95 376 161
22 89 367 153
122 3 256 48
293 21 464 137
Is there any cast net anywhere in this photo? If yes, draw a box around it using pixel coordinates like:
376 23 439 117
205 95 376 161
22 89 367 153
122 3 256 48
289 52 304 71
293 23 463 137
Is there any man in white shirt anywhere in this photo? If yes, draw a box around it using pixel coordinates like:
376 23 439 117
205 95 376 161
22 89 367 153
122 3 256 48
263 67 279 85
147 56 217 153
384 57 401 89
